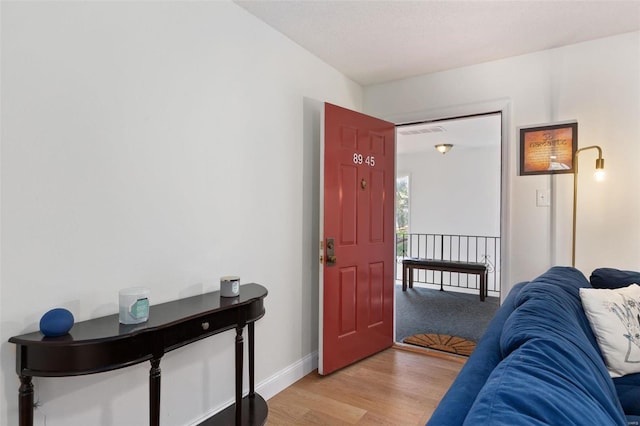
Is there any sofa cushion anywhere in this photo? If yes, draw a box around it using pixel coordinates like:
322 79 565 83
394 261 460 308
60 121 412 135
580 284 640 378
615 373 640 415
591 268 640 289
463 338 627 425
500 266 600 357
426 281 528 426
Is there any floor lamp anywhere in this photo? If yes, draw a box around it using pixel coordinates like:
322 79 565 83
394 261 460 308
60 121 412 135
572 145 605 267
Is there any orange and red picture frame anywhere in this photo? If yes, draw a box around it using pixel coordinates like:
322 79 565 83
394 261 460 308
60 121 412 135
519 122 577 175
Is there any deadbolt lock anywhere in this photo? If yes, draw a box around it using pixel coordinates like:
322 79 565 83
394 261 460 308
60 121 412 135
325 238 336 266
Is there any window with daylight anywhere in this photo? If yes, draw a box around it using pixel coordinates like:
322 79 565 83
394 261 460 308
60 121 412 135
396 174 410 257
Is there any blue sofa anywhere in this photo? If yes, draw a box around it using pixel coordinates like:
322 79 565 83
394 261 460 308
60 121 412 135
428 266 640 425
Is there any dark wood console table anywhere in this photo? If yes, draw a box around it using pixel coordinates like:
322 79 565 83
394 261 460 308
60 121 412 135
9 283 268 426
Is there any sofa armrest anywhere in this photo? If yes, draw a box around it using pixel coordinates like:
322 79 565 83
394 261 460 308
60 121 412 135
426 281 527 426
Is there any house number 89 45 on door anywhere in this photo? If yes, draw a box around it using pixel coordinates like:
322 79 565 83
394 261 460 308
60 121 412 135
353 153 375 167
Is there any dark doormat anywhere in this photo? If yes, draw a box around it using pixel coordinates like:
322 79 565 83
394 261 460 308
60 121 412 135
403 333 476 356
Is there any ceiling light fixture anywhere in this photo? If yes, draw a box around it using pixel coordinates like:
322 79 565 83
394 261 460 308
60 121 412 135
435 144 453 155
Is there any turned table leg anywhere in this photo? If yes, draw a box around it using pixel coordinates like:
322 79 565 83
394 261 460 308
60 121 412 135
248 322 255 397
235 325 244 425
150 357 162 426
18 375 34 426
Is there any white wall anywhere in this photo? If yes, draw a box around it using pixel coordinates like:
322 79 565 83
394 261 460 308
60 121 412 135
399 146 501 237
365 32 640 292
0 2 361 425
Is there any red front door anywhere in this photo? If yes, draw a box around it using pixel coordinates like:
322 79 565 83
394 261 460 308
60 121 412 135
319 103 395 375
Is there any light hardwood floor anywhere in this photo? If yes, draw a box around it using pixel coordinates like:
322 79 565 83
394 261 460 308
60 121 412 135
266 346 464 425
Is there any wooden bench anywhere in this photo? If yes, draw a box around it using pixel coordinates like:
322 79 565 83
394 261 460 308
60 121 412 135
401 258 488 301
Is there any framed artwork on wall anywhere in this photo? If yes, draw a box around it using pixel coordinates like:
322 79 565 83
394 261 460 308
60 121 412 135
519 122 577 175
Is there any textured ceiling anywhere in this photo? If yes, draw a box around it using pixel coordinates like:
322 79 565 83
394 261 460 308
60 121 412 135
235 0 640 86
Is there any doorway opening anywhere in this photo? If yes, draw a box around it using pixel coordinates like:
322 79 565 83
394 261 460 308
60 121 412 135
394 112 502 350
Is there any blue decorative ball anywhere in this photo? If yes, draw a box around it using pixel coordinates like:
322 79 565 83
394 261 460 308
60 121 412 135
39 308 74 337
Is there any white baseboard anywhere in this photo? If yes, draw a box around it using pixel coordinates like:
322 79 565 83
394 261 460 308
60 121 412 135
187 351 318 425
257 351 318 400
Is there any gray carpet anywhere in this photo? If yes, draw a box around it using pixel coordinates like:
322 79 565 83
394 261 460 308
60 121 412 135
395 285 499 343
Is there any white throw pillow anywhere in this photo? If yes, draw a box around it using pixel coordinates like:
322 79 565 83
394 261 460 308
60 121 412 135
580 284 640 377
